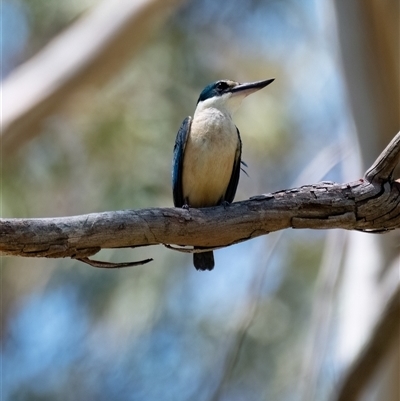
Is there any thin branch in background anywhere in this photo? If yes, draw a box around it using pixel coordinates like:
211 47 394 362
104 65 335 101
208 232 283 401
1 0 185 154
299 230 346 401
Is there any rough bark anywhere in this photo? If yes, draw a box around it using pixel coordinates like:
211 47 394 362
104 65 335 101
1 132 399 267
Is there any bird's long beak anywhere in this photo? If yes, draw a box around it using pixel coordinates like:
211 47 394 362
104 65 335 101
231 78 274 97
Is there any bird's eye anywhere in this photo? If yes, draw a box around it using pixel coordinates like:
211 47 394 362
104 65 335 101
217 82 228 91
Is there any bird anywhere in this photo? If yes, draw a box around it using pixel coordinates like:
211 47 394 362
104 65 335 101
172 78 274 271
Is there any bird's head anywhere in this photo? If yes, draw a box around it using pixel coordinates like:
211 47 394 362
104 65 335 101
196 78 274 115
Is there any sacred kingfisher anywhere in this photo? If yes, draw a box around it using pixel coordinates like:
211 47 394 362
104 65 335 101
172 78 274 271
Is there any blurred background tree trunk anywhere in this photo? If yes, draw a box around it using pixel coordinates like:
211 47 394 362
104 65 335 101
333 0 399 400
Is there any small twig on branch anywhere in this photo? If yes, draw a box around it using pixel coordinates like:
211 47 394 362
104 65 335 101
164 241 245 253
0 132 399 267
76 257 153 269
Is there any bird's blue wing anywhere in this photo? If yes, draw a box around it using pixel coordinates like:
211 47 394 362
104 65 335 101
224 127 242 203
172 116 191 207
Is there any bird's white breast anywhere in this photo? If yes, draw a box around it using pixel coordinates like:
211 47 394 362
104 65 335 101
182 107 238 207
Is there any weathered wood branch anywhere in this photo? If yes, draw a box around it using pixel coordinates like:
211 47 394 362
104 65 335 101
0 132 399 266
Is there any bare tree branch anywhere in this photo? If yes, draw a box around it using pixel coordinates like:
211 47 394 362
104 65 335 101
1 0 185 154
365 132 400 182
1 131 399 265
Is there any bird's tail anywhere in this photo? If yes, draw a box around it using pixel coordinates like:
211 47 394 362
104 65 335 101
193 249 214 271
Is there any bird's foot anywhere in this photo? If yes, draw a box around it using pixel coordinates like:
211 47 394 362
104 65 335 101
182 203 190 210
221 200 230 209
